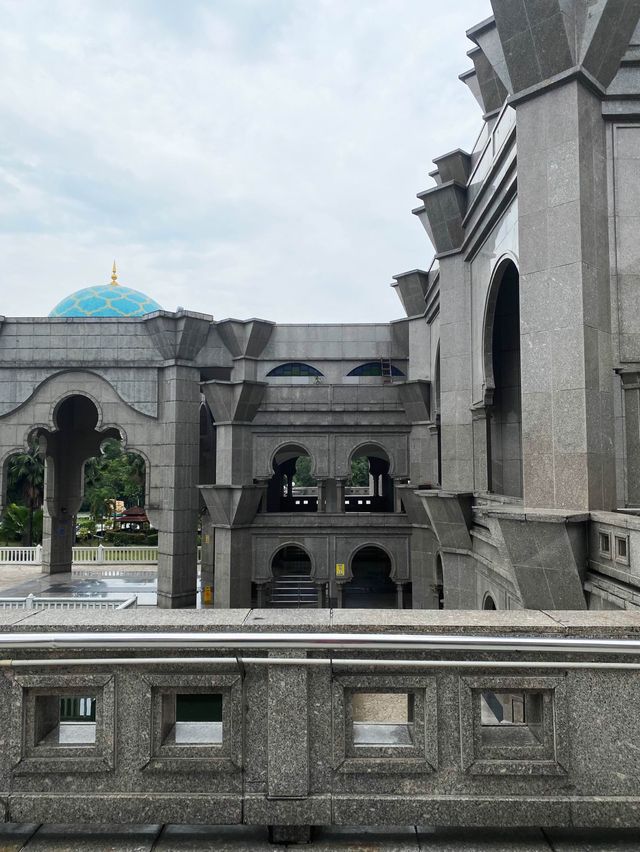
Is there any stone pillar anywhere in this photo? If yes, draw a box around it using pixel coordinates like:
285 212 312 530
40 399 112 575
41 506 77 575
438 253 474 492
516 81 616 510
155 365 200 608
212 526 253 608
471 406 490 493
396 582 404 609
201 381 266 609
316 479 326 513
486 0 639 510
323 478 344 513
267 650 311 842
41 452 82 575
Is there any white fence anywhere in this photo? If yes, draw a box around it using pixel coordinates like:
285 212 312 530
0 545 203 566
0 594 137 610
72 545 158 565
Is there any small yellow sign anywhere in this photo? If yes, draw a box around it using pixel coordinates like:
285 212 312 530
335 563 346 577
202 585 213 605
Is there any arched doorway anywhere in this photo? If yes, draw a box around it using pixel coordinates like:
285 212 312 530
345 445 394 512
483 593 497 610
268 545 320 608
266 445 317 513
485 260 522 498
36 395 123 574
343 545 396 608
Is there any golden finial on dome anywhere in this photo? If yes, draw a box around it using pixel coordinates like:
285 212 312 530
110 260 118 287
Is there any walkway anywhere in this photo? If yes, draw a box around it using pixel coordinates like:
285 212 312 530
0 825 639 850
0 564 160 606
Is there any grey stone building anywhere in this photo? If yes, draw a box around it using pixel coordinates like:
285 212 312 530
2 1 640 613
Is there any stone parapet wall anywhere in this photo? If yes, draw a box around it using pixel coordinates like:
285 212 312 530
0 610 639 829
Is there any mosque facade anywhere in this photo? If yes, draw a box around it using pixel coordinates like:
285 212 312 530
2 1 640 612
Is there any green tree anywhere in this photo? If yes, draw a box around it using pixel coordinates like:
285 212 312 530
348 456 369 487
292 455 316 487
0 503 42 545
82 439 146 522
6 439 45 545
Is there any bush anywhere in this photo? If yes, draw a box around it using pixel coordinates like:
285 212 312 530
76 518 96 542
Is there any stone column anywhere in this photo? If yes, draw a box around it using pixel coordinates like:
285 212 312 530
155 365 200 608
40 400 113 575
212 526 253 608
201 380 266 609
323 478 344 513
517 81 616 510
438 254 474 492
486 0 640 510
471 406 490 493
41 453 83 575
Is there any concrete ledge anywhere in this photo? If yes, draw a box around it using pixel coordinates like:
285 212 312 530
7 794 242 825
332 796 571 826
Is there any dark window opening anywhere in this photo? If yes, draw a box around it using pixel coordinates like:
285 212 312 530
487 261 522 499
347 362 405 377
266 362 323 377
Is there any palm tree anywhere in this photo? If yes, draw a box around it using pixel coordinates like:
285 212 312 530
7 439 45 546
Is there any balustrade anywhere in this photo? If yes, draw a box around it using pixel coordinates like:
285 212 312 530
0 544 203 566
0 611 637 834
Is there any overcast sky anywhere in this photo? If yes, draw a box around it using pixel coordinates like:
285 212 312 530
0 0 492 323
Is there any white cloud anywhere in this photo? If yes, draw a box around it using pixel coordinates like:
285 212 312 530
0 0 492 322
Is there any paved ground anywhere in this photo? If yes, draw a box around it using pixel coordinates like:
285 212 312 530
0 564 184 608
1 825 640 850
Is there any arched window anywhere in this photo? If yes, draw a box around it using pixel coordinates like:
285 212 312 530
266 362 323 378
347 362 405 377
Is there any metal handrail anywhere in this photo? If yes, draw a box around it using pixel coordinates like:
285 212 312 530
3 656 640 670
0 631 639 654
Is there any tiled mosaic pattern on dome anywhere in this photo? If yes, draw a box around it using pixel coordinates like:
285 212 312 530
49 285 162 317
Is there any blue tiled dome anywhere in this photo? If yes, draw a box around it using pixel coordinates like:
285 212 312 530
49 284 162 318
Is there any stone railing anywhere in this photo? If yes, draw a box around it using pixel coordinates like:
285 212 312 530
0 545 203 566
0 610 639 839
